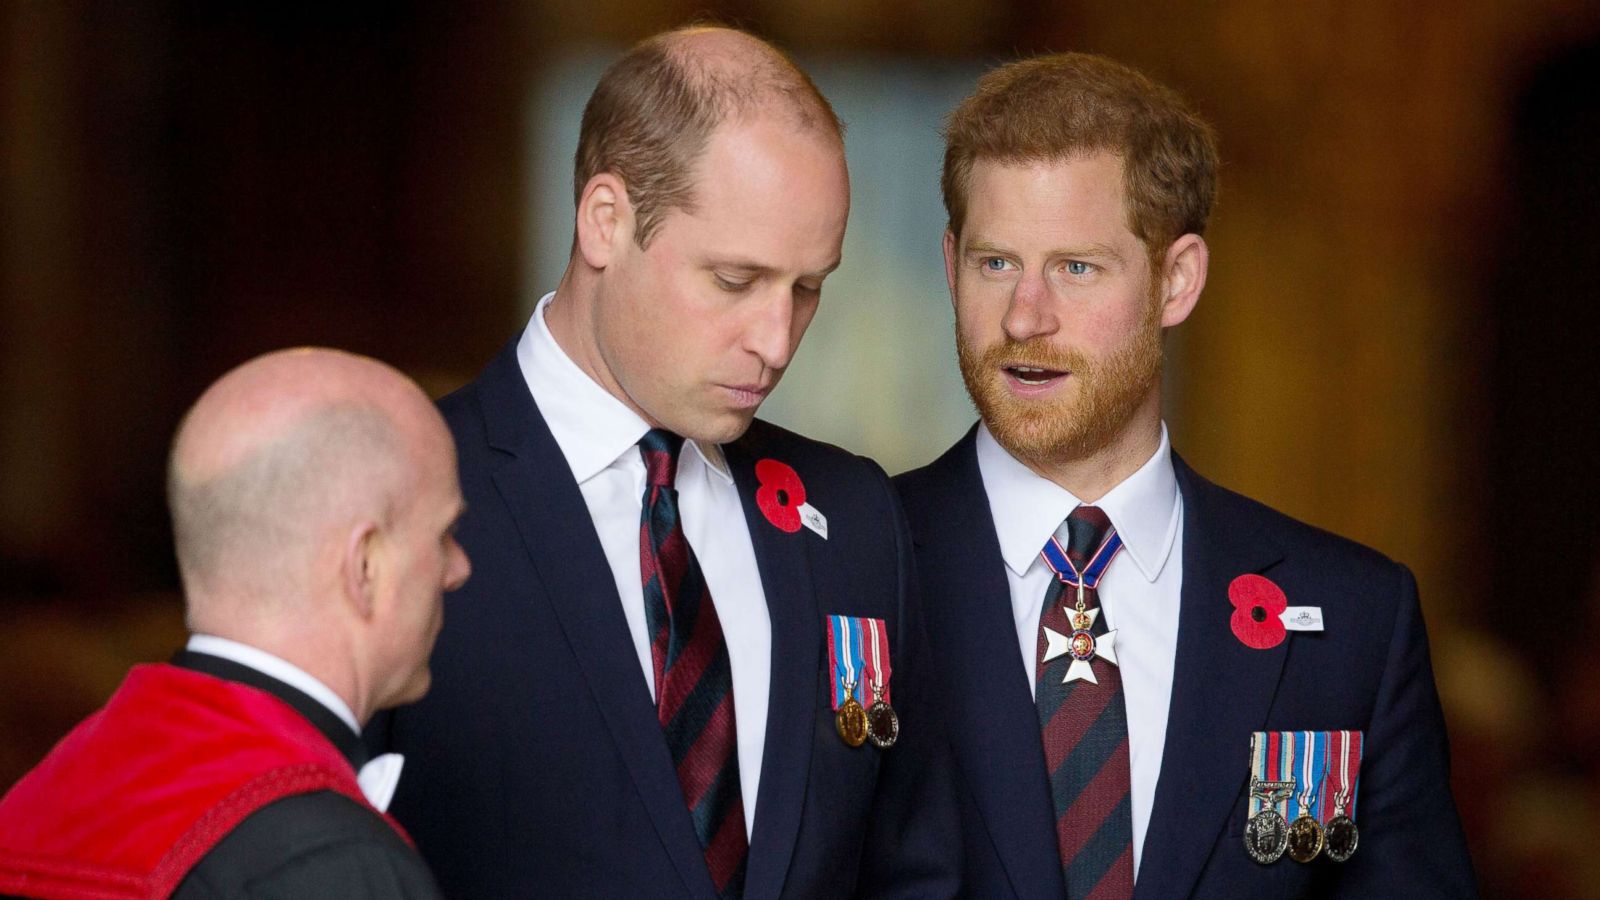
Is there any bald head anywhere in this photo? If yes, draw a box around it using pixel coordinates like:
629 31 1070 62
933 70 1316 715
169 348 449 631
573 24 844 248
656 26 841 132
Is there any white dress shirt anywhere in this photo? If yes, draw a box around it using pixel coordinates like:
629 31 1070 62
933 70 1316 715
975 422 1184 879
517 291 771 838
185 634 403 812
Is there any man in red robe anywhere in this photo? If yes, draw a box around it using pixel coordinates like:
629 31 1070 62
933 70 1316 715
0 348 470 899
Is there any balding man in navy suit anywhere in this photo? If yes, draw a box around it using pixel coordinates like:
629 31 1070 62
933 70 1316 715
369 26 958 899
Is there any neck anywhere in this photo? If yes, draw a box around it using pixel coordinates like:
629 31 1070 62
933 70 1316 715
545 262 646 422
1019 387 1164 503
195 617 371 728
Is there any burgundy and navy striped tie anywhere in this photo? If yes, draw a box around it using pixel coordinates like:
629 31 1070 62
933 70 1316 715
1036 505 1135 898
638 429 748 898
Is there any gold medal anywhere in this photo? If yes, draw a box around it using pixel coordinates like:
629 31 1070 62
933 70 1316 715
865 679 898 749
1286 731 1325 863
1286 814 1325 863
835 696 867 747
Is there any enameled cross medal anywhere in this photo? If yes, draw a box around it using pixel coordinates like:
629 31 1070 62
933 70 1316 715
1038 527 1124 684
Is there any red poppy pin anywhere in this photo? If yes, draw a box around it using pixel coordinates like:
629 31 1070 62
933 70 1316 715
755 459 828 538
1229 574 1288 650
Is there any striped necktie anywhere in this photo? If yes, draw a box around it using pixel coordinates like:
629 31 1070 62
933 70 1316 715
638 429 747 898
1035 505 1135 898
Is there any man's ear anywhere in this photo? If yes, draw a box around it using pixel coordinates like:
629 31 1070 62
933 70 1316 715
942 229 959 309
1158 233 1209 328
574 172 632 270
342 520 381 620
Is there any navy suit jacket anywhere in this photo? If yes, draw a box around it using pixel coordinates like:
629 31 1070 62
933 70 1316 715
894 428 1476 899
369 341 959 898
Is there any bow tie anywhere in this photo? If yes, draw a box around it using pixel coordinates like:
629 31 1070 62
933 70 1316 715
357 753 405 812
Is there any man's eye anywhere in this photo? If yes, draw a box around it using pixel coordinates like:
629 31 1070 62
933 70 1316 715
714 274 752 292
1065 260 1092 276
982 258 1009 272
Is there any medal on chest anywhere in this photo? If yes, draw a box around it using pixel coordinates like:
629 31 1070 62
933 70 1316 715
1285 731 1328 863
835 677 868 748
1038 529 1124 684
861 617 898 749
1245 731 1294 864
826 614 896 750
1321 730 1363 862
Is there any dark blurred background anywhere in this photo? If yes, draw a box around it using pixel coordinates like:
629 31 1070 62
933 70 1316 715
4 3 1600 896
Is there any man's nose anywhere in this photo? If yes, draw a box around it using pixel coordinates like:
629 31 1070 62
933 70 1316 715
1001 270 1058 343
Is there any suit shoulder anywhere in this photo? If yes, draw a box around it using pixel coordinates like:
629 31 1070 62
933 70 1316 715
436 377 476 417
176 791 439 899
436 338 523 447
739 419 888 481
891 458 939 496
893 456 953 505
436 377 485 435
1189 465 1407 581
891 431 977 524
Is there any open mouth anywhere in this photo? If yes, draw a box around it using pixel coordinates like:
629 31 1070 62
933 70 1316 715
1004 365 1067 386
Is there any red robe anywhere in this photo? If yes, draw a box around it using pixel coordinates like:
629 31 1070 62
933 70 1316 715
0 663 404 899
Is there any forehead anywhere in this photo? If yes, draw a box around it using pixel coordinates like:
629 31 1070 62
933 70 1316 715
962 153 1134 247
651 115 848 267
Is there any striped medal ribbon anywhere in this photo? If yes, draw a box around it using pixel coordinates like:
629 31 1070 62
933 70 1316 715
1286 731 1328 862
826 615 868 748
1321 730 1363 862
1245 731 1295 863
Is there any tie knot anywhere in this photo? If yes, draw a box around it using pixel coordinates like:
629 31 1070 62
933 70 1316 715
1064 505 1113 569
639 429 685 488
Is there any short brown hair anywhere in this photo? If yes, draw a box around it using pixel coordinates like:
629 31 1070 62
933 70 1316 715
573 27 844 248
942 53 1218 263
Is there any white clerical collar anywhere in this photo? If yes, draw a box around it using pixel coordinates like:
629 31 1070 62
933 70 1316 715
516 291 731 486
187 634 362 734
977 421 1181 583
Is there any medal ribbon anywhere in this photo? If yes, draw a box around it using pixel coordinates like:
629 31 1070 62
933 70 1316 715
826 615 865 710
863 617 892 704
1040 526 1124 588
1294 731 1326 821
1250 732 1281 817
1250 731 1297 819
1275 731 1293 820
1319 730 1364 821
1249 732 1267 817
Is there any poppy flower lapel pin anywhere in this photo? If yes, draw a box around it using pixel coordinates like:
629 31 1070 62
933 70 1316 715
1228 574 1325 650
755 459 827 539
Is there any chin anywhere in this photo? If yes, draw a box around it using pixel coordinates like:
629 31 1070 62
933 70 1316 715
392 671 432 708
682 410 758 446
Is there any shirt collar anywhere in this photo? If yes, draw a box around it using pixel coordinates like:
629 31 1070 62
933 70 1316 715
185 634 361 735
976 422 1181 583
516 291 731 485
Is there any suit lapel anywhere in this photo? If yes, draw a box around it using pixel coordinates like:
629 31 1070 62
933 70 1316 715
916 432 1066 898
475 347 716 900
722 431 821 900
1133 455 1288 899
